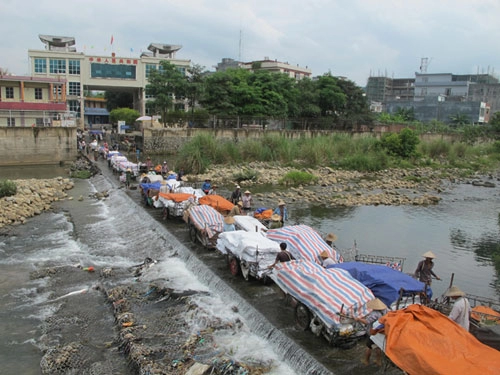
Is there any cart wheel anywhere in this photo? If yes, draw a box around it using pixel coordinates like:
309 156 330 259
295 302 311 331
189 225 197 244
229 257 240 276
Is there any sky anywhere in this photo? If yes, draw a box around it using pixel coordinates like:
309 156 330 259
1 0 499 87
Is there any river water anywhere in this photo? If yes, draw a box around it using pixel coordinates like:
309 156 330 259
0 163 499 374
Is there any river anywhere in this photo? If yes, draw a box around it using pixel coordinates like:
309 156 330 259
0 162 499 374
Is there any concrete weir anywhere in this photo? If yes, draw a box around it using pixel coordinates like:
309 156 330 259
86 171 334 374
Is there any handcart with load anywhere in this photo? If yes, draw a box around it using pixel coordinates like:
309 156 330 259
184 204 224 249
266 224 343 264
273 260 374 348
198 194 234 216
216 230 280 281
158 192 197 220
232 215 267 233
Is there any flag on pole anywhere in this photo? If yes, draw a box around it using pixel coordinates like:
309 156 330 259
110 35 114 45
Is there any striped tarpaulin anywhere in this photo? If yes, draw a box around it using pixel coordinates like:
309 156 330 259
274 260 374 329
266 224 342 263
188 205 224 239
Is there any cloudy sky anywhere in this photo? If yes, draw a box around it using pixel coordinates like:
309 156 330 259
1 0 499 86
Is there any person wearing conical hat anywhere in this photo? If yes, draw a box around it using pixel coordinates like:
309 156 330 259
269 213 283 229
325 232 338 247
273 200 288 225
414 251 441 286
228 201 243 217
355 298 388 366
223 216 236 232
319 250 336 268
446 286 471 330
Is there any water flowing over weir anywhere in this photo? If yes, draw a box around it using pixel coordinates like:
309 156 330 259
88 173 333 375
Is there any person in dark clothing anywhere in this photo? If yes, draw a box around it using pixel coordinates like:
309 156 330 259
268 243 295 269
230 185 242 204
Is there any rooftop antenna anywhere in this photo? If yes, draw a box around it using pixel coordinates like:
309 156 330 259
238 29 242 61
420 57 432 73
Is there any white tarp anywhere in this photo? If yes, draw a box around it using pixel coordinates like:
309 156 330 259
216 231 280 271
233 215 267 234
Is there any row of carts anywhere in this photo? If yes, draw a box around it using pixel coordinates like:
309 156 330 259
132 176 500 371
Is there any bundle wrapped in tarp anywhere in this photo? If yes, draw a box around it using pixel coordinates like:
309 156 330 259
187 205 224 239
329 262 428 307
216 231 280 273
274 260 374 329
139 182 162 196
198 194 234 213
267 225 342 263
233 215 267 233
159 192 194 203
254 208 273 220
379 304 500 374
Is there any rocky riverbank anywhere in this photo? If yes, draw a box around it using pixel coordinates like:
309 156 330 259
194 163 498 207
0 177 74 229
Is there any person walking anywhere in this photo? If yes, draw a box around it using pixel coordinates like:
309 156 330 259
273 200 288 226
125 168 132 189
230 185 242 204
414 251 441 286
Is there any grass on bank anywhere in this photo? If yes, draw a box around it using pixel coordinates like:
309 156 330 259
171 132 500 175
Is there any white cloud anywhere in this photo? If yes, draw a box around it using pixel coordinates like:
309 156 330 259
1 0 499 86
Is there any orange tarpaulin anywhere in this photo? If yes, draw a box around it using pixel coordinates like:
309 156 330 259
158 192 194 203
471 305 500 323
198 194 234 213
379 304 500 375
254 209 273 220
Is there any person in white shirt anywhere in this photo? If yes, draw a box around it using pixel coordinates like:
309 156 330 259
319 250 336 268
446 286 471 331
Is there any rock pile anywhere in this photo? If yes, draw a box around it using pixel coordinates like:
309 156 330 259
0 177 74 229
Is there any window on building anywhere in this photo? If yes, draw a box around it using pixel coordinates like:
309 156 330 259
53 85 63 95
36 118 44 126
35 87 43 100
68 60 81 75
7 118 15 127
50 59 66 74
420 88 427 96
34 58 47 73
68 82 81 96
68 100 80 113
91 63 136 79
5 87 14 99
145 64 157 78
445 88 451 96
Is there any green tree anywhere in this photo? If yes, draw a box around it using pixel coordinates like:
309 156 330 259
381 128 419 158
395 107 416 122
186 64 206 124
488 111 500 133
449 113 470 126
146 61 187 127
109 108 140 126
335 79 373 129
316 74 346 119
105 92 133 111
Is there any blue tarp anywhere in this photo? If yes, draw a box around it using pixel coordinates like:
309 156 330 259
139 182 162 195
328 262 430 307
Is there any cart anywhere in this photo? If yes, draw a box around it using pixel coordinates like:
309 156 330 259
233 215 268 233
266 224 343 263
158 192 197 220
273 260 374 348
184 205 224 249
198 194 234 215
216 230 280 281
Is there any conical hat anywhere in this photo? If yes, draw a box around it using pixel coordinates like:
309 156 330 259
367 298 388 311
224 216 235 224
326 233 337 242
319 251 330 258
278 200 286 206
445 286 465 297
271 214 281 221
422 251 436 259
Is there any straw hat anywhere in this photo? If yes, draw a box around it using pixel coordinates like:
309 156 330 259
168 170 175 174
126 168 132 172
278 200 286 206
326 233 338 242
224 216 235 224
422 251 436 259
212 184 218 188
271 214 281 221
237 201 243 206
319 250 330 259
163 161 167 164
445 286 466 297
367 298 388 311
244 190 251 194
181 176 188 182
236 185 241 189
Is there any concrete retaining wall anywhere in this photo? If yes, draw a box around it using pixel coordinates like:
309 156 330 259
0 127 78 166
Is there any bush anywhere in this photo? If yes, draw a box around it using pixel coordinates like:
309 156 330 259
279 170 317 185
0 179 17 198
338 151 389 171
381 128 419 158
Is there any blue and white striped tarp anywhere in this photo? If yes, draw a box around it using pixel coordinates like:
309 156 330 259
266 224 343 263
188 205 224 239
274 260 374 329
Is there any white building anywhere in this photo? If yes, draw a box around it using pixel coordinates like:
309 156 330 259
28 35 191 127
